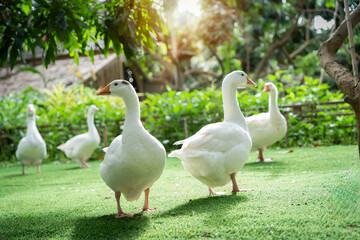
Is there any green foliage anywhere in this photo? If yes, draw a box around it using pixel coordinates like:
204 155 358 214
281 76 356 147
142 75 356 151
0 84 125 163
0 76 356 164
0 0 165 69
0 146 359 239
197 1 237 47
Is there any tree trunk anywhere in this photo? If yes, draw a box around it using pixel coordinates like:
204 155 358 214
344 0 359 83
345 97 360 158
318 4 360 158
175 62 184 91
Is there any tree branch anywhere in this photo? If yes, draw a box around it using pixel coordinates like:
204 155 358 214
143 46 173 76
280 47 293 64
208 46 225 80
343 44 360 61
253 16 299 80
344 0 359 83
289 38 318 59
297 8 343 21
318 4 360 99
184 69 221 79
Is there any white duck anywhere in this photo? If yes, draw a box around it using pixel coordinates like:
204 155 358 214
246 82 287 162
96 80 166 218
16 104 46 175
169 71 257 195
58 105 100 167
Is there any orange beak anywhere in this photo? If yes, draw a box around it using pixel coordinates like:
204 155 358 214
263 84 270 92
96 84 111 95
246 76 257 87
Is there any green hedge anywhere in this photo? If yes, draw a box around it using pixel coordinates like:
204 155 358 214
0 76 356 165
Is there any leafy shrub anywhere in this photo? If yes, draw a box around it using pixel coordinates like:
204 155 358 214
0 84 126 164
142 76 356 151
0 76 356 165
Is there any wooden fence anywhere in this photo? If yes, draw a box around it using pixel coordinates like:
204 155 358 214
181 100 355 147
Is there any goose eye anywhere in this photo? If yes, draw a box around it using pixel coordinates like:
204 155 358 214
241 73 244 76
114 82 118 86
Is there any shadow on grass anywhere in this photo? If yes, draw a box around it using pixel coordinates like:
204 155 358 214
160 194 249 218
245 160 288 168
72 212 150 239
244 161 289 179
0 212 149 239
2 173 25 179
0 213 73 239
65 166 83 171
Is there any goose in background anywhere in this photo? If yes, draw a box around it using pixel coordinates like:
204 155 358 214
246 82 287 162
16 104 46 175
58 105 100 167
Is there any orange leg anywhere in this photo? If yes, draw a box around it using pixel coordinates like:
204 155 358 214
258 149 265 162
209 188 216 195
115 191 134 218
80 159 91 168
22 164 26 175
37 164 40 174
231 172 255 193
257 149 272 162
142 188 155 212
208 188 226 195
230 172 240 193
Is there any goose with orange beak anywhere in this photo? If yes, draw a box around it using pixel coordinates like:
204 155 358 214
58 105 100 167
246 82 287 162
96 80 166 218
169 71 257 195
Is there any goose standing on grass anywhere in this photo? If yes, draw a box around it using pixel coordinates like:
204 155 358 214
246 82 287 162
169 71 257 195
96 80 166 218
16 104 46 175
57 105 100 168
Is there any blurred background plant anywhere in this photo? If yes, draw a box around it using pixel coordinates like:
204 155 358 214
0 71 356 166
0 84 125 165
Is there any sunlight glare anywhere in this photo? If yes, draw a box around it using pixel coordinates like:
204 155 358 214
177 0 201 17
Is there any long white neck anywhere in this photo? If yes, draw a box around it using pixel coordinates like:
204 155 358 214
268 89 282 119
222 80 247 129
122 90 142 129
87 110 97 134
26 115 39 137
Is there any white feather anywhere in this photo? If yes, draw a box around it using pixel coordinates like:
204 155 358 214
16 104 46 167
246 82 287 151
98 80 166 202
58 105 100 163
169 71 254 188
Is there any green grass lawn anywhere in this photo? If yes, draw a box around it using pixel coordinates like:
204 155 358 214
0 145 359 239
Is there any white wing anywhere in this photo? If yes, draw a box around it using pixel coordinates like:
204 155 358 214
170 122 250 157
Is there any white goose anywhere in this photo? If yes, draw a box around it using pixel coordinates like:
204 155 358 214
58 105 100 167
169 71 257 195
246 82 287 162
16 104 46 175
96 80 166 218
